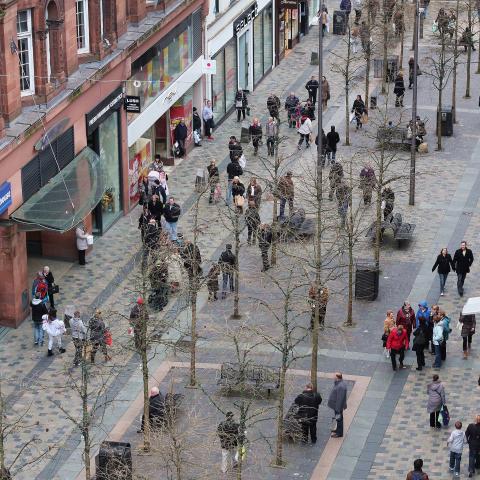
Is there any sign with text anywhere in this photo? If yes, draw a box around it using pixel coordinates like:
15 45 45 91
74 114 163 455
0 182 12 215
124 95 141 113
233 3 258 35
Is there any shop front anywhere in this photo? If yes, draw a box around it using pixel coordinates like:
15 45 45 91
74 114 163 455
278 0 300 59
86 87 124 235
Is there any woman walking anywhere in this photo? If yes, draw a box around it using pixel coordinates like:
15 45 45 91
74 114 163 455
382 310 395 357
297 114 313 149
432 248 455 296
42 309 66 356
427 374 446 428
412 318 428 370
396 301 416 345
351 95 365 130
459 313 476 359
249 118 262 155
393 71 405 107
321 76 330 109
235 90 248 122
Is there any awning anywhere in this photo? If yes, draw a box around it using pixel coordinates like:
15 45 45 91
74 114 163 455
10 147 105 233
462 297 480 315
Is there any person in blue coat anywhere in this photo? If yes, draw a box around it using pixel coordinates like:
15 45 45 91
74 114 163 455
416 301 433 355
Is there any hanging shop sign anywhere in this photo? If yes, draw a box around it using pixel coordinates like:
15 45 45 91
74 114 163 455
124 95 141 113
233 3 258 35
0 182 12 215
86 87 124 135
34 118 70 152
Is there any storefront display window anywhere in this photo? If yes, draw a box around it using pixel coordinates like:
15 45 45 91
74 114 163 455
253 14 263 85
263 6 273 74
309 0 319 24
212 38 237 120
212 50 225 117
170 88 193 152
128 131 152 208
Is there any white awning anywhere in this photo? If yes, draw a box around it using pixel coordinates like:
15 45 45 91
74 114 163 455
462 297 480 315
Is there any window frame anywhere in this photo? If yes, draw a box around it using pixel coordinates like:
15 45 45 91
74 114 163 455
76 0 90 54
17 9 35 96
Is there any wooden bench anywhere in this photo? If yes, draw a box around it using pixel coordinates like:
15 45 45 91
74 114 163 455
366 213 416 247
217 362 281 396
376 126 410 148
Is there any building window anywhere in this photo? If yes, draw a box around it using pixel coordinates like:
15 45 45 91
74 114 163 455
76 0 90 53
16 10 35 96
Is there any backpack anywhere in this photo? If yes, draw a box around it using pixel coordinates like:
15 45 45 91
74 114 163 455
411 472 425 480
442 317 452 341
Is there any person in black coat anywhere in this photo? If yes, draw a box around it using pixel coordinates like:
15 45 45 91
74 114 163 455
453 241 474 296
412 318 428 370
43 266 56 308
267 93 281 121
249 118 262 155
258 224 273 271
305 75 319 105
148 195 163 223
138 204 152 242
235 90 248 122
432 247 455 296
192 107 201 132
326 126 340 162
151 179 167 204
245 202 260 245
393 72 405 107
294 383 322 444
174 119 188 157
351 95 366 130
219 244 236 298
31 293 49 346
138 387 166 432
181 240 202 280
228 136 243 161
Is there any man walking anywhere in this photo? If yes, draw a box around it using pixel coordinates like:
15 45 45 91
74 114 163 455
453 241 474 296
466 415 480 477
305 76 319 105
386 323 409 370
327 372 348 438
163 197 181 242
258 223 273 271
219 244 236 298
326 126 340 162
294 383 322 444
70 310 87 366
278 172 294 219
217 412 239 473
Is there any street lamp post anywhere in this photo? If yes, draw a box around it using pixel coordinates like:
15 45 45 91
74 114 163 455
409 0 420 206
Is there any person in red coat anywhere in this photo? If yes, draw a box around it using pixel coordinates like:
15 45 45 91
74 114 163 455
386 324 409 371
396 301 416 346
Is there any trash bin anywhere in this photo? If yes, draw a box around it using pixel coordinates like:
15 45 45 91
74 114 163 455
333 11 347 35
96 441 132 480
370 96 377 109
240 126 250 143
355 261 379 301
437 105 453 136
310 51 319 65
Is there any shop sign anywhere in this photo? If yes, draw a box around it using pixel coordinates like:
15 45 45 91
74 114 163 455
86 87 124 135
233 3 258 35
124 95 141 113
163 87 178 104
34 118 70 152
0 182 12 215
202 59 217 75
281 0 299 7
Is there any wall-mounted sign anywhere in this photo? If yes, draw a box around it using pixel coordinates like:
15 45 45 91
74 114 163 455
233 3 258 35
202 59 217 74
124 95 141 113
0 182 12 215
34 118 70 152
86 87 124 135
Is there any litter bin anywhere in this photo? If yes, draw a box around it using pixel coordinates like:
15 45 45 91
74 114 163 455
355 261 379 301
333 11 347 35
437 105 453 136
370 96 377 109
240 126 250 143
96 441 132 480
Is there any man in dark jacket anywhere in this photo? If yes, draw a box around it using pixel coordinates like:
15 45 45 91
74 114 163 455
173 119 188 157
130 297 148 352
226 158 243 206
192 107 202 146
285 92 300 128
328 372 348 437
453 241 474 296
329 162 344 201
163 197 181 242
31 292 48 346
258 223 273 271
326 126 340 162
466 415 480 477
359 165 376 205
138 387 166 433
305 76 319 105
228 136 243 161
245 202 260 245
294 383 322 444
267 93 281 120
217 412 240 473
340 0 352 20
219 244 236 298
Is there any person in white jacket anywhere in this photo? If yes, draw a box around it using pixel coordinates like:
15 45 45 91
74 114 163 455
432 316 444 368
42 309 66 356
447 421 467 476
297 114 313 149
76 222 89 266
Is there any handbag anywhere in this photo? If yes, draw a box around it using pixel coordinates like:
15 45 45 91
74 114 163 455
442 405 450 426
51 284 60 294
234 195 245 207
362 113 369 124
236 100 243 108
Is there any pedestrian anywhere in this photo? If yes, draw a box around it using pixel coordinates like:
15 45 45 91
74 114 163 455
294 383 322 444
340 0 352 22
353 0 363 20
192 107 202 146
328 161 344 201
381 187 394 219
265 117 278 156
245 201 260 245
219 244 235 298
432 315 444 368
207 263 220 301
453 240 474 297
359 164 375 205
309 283 329 330
148 194 163 223
360 20 370 52
393 9 405 38
427 374 446 428
32 271 49 304
76 222 89 265
321 76 330 109
235 89 248 122
173 118 188 157
327 372 348 438
432 248 455 296
396 301 416 345
416 301 432 357
258 223 272 271
267 93 281 121
217 412 239 474
285 92 300 128
226 155 243 206
320 8 328 36
459 313 476 359
335 181 351 228
231 176 245 213
30 292 48 347
394 71 405 107
246 177 262 208
202 99 214 140
460 26 476 52
138 204 152 242
382 309 396 357
326 126 340 162
448 421 467 477
89 309 110 364
42 266 56 309
42 309 66 356
278 172 294 219
408 57 420 89
138 387 166 433
150 176 167 203
144 218 159 250
181 240 202 280
163 197 181 242
386 323 409 370
228 136 243 161
412 318 428 370
297 113 313 149
351 95 366 130
302 99 315 120
465 415 480 477
71 310 87 366
305 75 319 105
130 297 148 352
207 159 219 204
439 310 451 361
351 21 360 53
249 117 262 155
405 458 429 480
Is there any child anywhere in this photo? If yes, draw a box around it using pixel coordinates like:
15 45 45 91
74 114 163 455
447 421 467 476
207 263 220 301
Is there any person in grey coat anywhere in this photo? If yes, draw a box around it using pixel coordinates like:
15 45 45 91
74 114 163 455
76 222 89 265
70 311 87 366
427 374 446 428
327 372 348 437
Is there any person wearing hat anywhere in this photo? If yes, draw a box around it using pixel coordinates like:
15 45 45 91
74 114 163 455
277 172 294 219
217 411 240 473
218 244 236 299
294 383 322 443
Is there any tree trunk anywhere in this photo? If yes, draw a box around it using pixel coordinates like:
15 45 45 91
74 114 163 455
382 7 389 94
374 152 384 270
346 163 354 326
271 147 280 266
83 429 91 480
190 291 197 386
232 211 241 319
141 344 151 451
345 26 351 146
451 0 460 122
274 363 287 466
436 36 445 151
477 35 480 74
81 361 92 480
464 4 472 98
236 404 246 480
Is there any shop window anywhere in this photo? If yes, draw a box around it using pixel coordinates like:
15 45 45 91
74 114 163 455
253 14 263 85
16 10 35 95
263 6 273 73
76 0 90 53
224 39 237 113
212 50 225 116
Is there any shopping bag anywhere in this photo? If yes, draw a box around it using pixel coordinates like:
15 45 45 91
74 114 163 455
362 113 369 124
238 154 247 169
104 329 112 346
349 112 355 123
442 405 450 426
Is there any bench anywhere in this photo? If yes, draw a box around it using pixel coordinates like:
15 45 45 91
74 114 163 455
217 362 281 396
366 213 416 247
376 126 410 148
